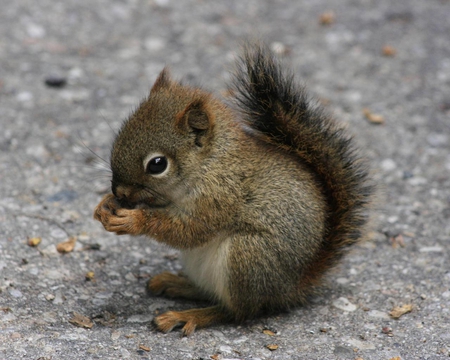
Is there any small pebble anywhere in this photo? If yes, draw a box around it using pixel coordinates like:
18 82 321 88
111 330 121 341
380 158 397 172
219 345 233 353
332 297 357 312
270 42 289 56
26 23 46 38
45 76 67 88
9 289 23 298
403 171 414 179
419 246 443 253
10 332 22 339
16 91 33 102
127 314 153 323
368 310 390 320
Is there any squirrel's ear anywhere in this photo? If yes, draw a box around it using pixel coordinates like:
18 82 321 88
150 68 171 93
176 97 215 147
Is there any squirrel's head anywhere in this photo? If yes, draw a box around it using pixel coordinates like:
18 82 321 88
110 69 221 208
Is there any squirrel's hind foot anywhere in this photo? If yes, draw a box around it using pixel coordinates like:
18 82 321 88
153 306 229 336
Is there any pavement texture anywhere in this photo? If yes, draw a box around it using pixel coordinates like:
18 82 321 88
1 0 449 359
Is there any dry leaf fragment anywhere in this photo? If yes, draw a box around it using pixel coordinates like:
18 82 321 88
390 234 405 248
266 344 279 351
28 237 42 247
69 312 94 329
363 108 385 124
319 11 335 25
403 231 415 238
390 304 413 319
56 236 77 253
139 344 151 352
263 329 276 336
382 45 397 57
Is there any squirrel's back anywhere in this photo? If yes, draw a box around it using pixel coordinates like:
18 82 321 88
231 44 374 290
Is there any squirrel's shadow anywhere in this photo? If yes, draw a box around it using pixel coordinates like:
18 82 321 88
91 277 345 334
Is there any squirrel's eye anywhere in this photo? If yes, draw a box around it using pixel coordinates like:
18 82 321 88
145 156 168 175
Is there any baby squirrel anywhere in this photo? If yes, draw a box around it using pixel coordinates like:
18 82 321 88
94 44 373 336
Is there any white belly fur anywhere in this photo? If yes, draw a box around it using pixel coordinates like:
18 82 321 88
181 234 231 306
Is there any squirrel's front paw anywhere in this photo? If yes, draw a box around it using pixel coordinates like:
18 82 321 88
93 194 119 221
104 208 147 235
93 194 147 235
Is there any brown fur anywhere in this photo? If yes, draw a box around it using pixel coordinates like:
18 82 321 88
93 44 373 335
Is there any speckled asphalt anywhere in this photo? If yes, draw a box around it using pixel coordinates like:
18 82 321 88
1 0 449 359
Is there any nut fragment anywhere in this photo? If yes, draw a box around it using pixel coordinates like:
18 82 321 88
69 312 94 329
266 344 279 351
382 326 394 336
319 11 335 25
363 108 385 124
139 344 151 352
382 45 397 57
56 236 77 253
390 304 413 319
28 237 42 247
85 271 95 281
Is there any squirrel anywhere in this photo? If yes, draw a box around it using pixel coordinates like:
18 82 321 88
93 43 373 336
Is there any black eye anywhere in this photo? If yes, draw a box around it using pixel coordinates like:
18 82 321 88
146 156 168 175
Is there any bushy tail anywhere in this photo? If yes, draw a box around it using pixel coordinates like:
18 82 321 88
231 44 374 286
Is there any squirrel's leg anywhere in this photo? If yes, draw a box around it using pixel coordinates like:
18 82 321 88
154 305 230 336
148 272 209 301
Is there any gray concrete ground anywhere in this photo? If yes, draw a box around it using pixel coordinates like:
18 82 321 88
1 0 449 359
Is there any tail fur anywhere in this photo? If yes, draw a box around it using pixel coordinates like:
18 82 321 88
231 44 374 287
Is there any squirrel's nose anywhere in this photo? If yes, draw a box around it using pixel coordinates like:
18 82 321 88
111 179 131 200
114 185 132 200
